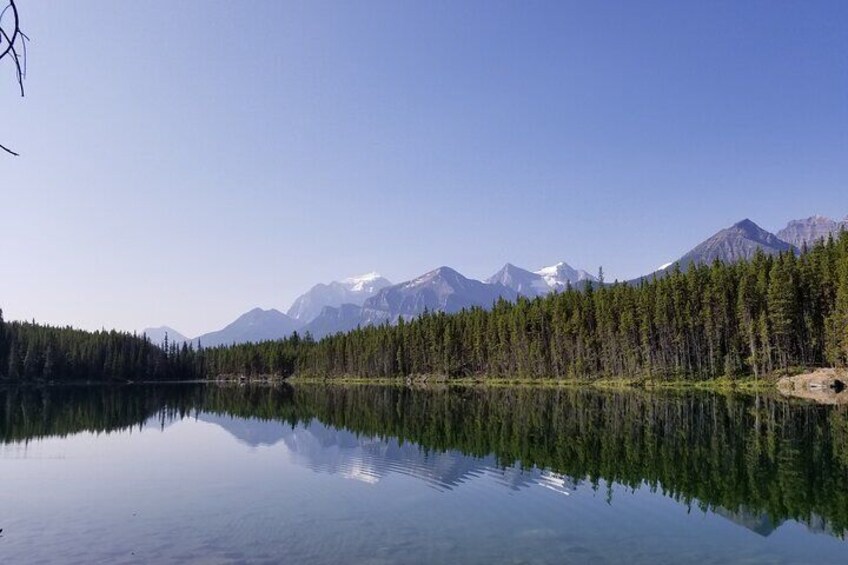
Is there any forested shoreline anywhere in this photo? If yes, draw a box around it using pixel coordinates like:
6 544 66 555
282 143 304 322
2 232 847 384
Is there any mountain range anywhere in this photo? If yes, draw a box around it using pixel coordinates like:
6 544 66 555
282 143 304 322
301 267 521 338
144 214 846 345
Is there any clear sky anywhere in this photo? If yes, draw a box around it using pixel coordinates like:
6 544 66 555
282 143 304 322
1 1 846 337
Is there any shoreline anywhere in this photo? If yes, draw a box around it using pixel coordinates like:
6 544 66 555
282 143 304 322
5 368 847 401
286 373 782 391
0 374 794 390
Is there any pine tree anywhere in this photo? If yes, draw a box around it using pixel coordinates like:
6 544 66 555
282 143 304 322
43 344 55 379
23 340 41 379
0 308 6 378
826 241 848 366
7 341 20 379
767 254 798 370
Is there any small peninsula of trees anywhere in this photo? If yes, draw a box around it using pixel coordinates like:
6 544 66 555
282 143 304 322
2 231 847 384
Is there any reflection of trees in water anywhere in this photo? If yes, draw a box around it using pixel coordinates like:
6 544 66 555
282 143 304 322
0 384 207 443
2 383 847 536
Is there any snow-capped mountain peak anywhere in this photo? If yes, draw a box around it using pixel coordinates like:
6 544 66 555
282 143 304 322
486 263 550 297
287 272 392 323
342 272 385 292
534 262 596 290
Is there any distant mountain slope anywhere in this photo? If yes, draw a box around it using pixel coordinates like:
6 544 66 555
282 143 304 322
287 272 392 323
776 215 848 249
302 303 364 339
142 326 189 347
194 308 302 347
361 267 518 325
486 263 550 297
668 219 794 272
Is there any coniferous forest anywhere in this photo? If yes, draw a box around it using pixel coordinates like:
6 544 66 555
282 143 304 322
0 316 200 382
2 232 847 383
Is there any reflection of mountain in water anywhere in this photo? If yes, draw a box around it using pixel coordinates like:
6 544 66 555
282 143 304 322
199 413 290 447
712 507 783 537
199 413 577 494
713 506 833 538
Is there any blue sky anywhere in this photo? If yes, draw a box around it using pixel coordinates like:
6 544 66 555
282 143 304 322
1 1 846 336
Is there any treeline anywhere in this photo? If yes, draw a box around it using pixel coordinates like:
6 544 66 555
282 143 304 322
201 334 308 378
0 315 199 382
214 231 848 381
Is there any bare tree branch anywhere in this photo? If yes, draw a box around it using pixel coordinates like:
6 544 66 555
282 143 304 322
0 0 19 60
1 0 26 156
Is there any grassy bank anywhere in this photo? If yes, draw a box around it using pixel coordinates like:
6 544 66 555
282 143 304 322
287 373 782 391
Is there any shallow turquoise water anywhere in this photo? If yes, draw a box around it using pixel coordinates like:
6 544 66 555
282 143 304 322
0 384 846 564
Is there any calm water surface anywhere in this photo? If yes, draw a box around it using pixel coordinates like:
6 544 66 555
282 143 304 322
1 383 847 564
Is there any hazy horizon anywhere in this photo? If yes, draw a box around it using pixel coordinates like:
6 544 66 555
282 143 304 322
2 1 846 336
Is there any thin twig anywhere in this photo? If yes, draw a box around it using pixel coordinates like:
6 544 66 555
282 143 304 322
0 142 19 156
0 28 24 95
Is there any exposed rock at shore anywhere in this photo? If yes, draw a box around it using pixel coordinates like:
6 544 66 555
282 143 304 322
777 368 848 405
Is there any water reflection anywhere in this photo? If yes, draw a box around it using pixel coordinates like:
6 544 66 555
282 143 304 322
200 412 579 495
2 382 848 539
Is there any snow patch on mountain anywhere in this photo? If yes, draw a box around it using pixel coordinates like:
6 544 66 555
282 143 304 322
287 273 392 323
343 272 387 292
534 262 597 290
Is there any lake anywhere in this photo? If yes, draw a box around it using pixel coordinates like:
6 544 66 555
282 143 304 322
1 383 846 564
